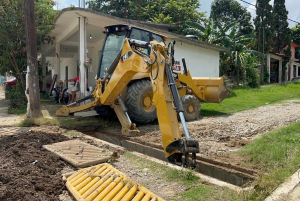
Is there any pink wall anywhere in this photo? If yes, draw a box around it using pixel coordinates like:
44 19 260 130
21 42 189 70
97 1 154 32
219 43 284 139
291 42 300 59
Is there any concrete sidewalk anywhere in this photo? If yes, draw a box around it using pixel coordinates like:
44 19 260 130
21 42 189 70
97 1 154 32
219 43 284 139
0 90 23 126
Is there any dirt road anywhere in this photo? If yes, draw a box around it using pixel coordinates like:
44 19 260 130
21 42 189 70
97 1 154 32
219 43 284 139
0 90 23 126
130 100 300 156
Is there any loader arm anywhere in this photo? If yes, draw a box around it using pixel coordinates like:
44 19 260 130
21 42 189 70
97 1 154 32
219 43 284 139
177 71 231 103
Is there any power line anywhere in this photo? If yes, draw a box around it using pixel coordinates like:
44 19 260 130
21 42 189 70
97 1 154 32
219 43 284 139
291 10 300 19
239 0 300 25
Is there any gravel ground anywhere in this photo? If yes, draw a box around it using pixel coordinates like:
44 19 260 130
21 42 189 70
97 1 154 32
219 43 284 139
130 100 300 157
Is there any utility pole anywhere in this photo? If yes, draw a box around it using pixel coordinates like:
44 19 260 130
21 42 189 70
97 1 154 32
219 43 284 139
24 0 42 118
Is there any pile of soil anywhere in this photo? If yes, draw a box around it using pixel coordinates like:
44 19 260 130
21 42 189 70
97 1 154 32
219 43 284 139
0 131 69 201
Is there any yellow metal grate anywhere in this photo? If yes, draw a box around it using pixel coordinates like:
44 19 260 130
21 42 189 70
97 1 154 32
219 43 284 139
66 163 165 201
0 127 29 136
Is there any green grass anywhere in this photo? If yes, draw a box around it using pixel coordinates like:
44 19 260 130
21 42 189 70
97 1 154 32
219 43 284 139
173 186 245 201
7 105 27 115
123 153 244 201
201 82 300 116
234 121 300 200
19 117 60 127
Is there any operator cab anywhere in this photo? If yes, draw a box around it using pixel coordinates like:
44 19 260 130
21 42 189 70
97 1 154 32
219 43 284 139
97 25 167 79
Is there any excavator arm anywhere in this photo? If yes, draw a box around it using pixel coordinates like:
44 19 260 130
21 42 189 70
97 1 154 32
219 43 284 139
57 38 199 165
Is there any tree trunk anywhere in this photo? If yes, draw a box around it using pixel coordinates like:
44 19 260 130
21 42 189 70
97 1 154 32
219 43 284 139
24 0 41 118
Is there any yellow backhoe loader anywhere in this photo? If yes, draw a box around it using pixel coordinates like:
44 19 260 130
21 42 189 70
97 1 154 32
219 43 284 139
90 25 229 124
56 25 230 166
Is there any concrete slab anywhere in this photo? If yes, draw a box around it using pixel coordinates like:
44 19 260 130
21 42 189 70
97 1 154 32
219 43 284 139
74 110 98 117
0 90 23 126
265 168 300 201
43 140 117 168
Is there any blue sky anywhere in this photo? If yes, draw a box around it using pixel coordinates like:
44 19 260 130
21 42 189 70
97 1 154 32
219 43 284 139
53 0 300 28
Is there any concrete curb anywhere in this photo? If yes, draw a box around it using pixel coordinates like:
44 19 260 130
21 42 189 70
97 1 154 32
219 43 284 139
74 131 252 192
265 168 300 201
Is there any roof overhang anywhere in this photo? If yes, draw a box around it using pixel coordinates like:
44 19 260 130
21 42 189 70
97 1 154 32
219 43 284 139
291 41 300 47
269 52 289 58
50 8 228 52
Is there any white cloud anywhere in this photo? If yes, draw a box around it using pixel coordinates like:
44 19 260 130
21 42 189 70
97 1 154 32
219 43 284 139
53 0 78 10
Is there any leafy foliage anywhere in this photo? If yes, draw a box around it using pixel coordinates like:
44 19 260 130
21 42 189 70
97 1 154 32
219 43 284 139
245 55 260 88
254 0 274 54
0 0 57 89
291 24 300 59
210 0 253 35
273 0 291 56
5 84 27 112
87 0 206 31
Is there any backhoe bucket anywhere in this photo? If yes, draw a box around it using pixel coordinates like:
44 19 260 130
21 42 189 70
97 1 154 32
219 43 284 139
192 77 231 103
65 163 165 201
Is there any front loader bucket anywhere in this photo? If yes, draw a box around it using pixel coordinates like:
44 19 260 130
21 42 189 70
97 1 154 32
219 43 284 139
192 77 231 103
65 163 165 201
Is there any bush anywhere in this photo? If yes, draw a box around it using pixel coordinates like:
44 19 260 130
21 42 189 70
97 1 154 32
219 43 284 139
246 66 260 88
5 84 27 110
244 54 260 88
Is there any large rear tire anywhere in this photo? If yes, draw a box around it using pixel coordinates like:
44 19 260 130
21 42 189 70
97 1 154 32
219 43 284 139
181 95 200 121
126 80 157 124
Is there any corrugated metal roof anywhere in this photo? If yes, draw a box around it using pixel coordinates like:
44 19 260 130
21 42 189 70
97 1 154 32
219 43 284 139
53 7 228 52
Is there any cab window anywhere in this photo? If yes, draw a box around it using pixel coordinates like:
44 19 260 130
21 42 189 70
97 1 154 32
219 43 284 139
152 33 164 43
129 28 150 42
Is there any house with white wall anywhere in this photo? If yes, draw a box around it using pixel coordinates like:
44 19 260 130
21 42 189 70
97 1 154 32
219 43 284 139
41 8 227 99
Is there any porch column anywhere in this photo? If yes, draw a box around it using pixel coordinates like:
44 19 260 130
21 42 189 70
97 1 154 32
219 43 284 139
267 54 271 83
55 43 60 79
279 59 282 83
296 65 299 78
285 63 289 82
79 16 87 99
42 55 46 91
290 63 293 81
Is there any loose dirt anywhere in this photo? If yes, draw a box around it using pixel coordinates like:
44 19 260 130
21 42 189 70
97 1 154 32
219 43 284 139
0 131 71 201
128 100 300 157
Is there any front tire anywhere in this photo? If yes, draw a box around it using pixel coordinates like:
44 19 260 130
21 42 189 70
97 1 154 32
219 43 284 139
126 80 157 124
181 95 200 121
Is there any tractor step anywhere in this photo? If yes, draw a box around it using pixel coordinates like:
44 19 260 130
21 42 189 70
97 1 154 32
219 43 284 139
66 163 165 201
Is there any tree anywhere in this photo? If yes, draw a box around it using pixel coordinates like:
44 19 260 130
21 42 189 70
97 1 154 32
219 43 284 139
0 0 57 90
291 24 300 59
210 0 253 35
87 0 206 31
254 0 274 83
184 19 236 44
24 0 42 117
185 20 263 86
273 0 291 55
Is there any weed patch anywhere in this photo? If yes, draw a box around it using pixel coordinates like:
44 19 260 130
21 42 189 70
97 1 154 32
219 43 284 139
235 121 300 200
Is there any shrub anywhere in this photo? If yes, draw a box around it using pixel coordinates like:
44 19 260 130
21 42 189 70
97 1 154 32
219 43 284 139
5 84 27 110
246 66 260 88
244 54 261 88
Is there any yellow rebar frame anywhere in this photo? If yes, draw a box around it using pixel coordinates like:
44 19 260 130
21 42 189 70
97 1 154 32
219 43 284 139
66 163 165 201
